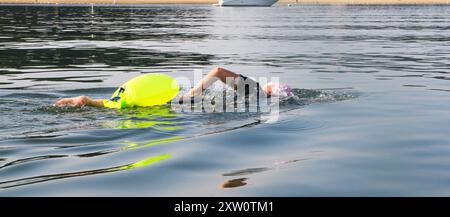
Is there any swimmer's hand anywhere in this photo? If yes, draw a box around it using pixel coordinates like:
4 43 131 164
55 96 104 107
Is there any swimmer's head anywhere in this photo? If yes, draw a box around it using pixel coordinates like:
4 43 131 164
263 83 294 97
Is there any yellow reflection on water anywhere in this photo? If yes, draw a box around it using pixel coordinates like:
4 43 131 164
116 153 172 171
0 105 188 189
0 153 172 189
123 136 184 151
102 105 183 130
107 119 181 130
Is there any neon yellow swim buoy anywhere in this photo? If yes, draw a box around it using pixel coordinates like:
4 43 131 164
103 73 180 109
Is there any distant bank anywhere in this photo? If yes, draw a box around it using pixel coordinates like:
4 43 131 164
0 0 449 5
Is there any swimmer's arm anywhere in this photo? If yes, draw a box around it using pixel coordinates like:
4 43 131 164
86 98 105 107
55 96 105 107
186 67 240 97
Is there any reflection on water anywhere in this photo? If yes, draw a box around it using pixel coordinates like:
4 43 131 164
220 178 248 189
219 158 309 189
1 4 450 196
0 48 213 71
103 105 182 130
0 122 179 188
222 167 271 176
0 153 171 189
123 136 184 151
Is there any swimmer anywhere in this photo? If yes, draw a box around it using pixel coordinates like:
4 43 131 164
55 67 293 108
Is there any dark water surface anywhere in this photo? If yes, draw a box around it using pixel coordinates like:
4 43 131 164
1 4 450 196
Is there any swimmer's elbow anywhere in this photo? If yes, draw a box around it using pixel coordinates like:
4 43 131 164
78 96 89 105
77 95 98 107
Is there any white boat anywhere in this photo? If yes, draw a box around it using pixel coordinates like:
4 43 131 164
217 0 278 7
